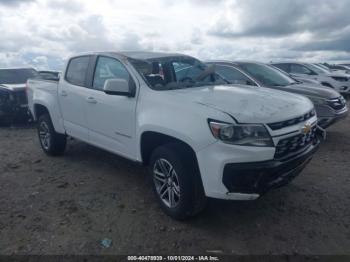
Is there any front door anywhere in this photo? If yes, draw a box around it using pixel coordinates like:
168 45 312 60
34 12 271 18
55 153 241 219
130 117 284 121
85 56 138 159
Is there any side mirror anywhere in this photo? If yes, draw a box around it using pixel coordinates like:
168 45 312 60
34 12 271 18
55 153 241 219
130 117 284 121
103 78 135 97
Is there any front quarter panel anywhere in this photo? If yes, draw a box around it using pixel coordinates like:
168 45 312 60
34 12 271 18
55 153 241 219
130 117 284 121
135 85 233 161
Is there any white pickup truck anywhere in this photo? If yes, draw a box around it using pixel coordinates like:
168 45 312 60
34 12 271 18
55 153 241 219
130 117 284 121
27 51 321 219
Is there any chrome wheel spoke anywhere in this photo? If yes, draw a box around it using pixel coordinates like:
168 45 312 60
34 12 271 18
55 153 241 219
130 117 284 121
39 122 50 150
160 186 168 198
158 159 169 177
154 170 166 183
153 158 181 208
173 183 180 197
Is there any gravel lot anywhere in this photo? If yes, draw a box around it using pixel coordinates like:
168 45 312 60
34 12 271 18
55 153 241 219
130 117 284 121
0 107 349 255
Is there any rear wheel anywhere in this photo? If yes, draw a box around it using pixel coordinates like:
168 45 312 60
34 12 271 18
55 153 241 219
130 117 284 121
149 143 206 220
37 113 66 156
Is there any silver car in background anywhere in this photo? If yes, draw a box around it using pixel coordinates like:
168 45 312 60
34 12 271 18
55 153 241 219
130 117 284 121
272 62 350 97
207 60 348 129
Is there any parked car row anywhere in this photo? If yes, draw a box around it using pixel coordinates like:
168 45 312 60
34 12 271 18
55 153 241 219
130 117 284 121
206 61 348 128
25 51 346 219
272 62 350 96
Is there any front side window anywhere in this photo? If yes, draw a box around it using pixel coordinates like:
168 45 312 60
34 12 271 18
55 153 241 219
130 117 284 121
290 64 314 75
130 56 226 90
65 56 90 86
215 65 256 85
238 63 296 87
93 56 130 90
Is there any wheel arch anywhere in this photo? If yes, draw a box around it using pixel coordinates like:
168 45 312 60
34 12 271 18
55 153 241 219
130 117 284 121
140 131 198 167
33 102 66 134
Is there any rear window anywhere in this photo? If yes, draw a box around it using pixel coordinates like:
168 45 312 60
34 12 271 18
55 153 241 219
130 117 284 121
0 69 38 84
65 56 90 86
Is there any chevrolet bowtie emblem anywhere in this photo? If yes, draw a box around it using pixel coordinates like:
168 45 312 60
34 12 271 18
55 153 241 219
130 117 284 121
301 124 312 134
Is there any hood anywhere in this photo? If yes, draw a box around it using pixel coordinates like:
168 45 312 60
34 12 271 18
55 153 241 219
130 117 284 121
271 83 340 100
0 83 26 91
169 85 314 124
292 75 321 85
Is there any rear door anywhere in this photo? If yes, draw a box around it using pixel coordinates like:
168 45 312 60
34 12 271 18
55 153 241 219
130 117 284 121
84 55 138 159
58 56 91 142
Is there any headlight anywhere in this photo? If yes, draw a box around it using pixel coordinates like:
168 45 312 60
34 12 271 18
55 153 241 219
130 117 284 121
208 120 274 147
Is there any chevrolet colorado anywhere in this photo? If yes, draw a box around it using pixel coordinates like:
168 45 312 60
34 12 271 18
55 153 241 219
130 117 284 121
28 52 320 219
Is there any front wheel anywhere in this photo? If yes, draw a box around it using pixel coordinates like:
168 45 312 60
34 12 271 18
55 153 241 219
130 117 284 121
149 144 206 220
37 113 66 156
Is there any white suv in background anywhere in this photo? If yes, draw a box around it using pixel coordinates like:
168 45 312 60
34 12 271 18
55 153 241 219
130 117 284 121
272 62 350 96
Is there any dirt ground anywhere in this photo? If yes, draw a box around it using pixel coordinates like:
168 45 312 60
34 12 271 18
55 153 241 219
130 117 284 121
0 110 349 256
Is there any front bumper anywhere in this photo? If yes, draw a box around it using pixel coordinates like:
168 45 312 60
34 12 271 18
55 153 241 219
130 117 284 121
196 122 321 201
222 141 319 195
0 88 29 120
317 106 348 128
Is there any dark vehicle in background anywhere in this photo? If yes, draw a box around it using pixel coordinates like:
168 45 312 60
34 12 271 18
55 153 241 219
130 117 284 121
38 70 60 81
207 61 348 128
0 68 38 125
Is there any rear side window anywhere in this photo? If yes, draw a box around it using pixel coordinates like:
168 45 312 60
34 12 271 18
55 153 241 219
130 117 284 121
290 64 313 75
65 56 90 86
216 65 255 85
273 63 290 73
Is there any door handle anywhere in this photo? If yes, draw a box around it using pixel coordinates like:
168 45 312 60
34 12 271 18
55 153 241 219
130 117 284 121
60 90 68 97
86 97 97 104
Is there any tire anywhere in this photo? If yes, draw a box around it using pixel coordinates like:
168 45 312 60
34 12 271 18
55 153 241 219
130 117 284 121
37 113 66 156
149 143 207 220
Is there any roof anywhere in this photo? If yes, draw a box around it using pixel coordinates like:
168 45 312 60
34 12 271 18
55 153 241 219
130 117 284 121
206 60 266 66
82 51 190 60
0 67 36 70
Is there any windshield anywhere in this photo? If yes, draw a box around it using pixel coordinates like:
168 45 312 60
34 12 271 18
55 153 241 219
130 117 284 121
237 62 297 87
129 56 226 90
307 64 329 74
0 68 38 84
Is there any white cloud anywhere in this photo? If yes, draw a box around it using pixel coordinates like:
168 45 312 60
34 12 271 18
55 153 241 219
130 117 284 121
0 0 349 70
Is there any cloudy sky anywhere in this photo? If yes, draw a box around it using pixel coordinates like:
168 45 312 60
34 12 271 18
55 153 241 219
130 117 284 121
0 0 350 70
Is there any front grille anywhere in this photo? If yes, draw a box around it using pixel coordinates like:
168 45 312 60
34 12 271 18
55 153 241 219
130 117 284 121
268 109 316 131
327 97 346 111
275 125 317 159
12 90 28 105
